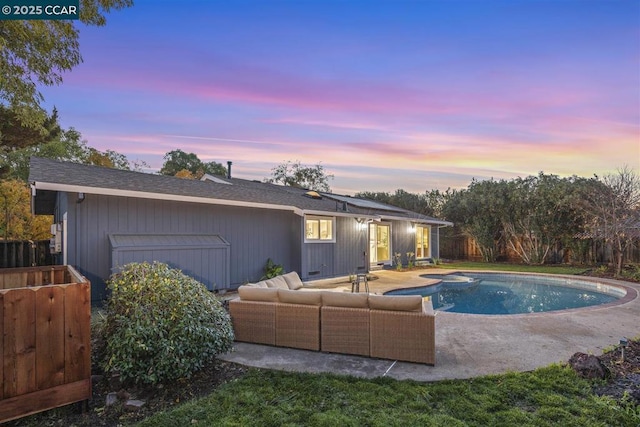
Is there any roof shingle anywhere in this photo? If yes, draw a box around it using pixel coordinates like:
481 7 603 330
29 157 450 224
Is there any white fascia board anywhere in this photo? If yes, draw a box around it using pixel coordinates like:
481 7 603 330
33 182 299 214
378 214 453 227
299 209 380 220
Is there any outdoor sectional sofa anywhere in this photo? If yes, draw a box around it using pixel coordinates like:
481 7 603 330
228 272 436 365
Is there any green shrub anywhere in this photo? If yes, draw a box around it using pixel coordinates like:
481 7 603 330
621 264 640 282
261 258 284 279
102 261 234 385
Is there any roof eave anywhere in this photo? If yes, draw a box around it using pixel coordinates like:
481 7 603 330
32 181 302 214
377 214 453 226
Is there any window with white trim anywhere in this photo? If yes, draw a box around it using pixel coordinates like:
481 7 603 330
305 216 335 242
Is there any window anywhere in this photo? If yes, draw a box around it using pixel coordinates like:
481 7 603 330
415 225 430 258
305 216 335 242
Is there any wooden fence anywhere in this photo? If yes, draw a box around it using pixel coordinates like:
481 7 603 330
0 265 91 423
0 240 53 269
440 234 640 264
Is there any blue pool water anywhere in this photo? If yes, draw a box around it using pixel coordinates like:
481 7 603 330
385 273 623 315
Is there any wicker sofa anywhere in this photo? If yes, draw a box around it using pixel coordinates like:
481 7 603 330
228 272 436 365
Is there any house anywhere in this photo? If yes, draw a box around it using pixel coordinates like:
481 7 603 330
28 157 453 303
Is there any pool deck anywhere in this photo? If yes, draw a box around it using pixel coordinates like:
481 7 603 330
219 269 640 382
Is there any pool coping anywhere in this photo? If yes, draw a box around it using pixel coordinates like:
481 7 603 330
386 270 639 318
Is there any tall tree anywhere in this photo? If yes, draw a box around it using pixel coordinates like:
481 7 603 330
501 174 586 264
0 179 51 240
583 166 640 276
266 160 333 192
0 105 61 151
442 180 508 262
355 188 451 217
159 149 227 179
1 126 135 181
86 147 131 169
0 0 133 131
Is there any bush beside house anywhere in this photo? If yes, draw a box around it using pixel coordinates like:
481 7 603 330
101 262 234 385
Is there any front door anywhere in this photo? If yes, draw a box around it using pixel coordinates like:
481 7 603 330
369 223 391 265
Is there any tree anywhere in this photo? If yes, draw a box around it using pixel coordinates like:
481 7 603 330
159 149 227 179
355 188 451 217
202 160 227 177
0 179 51 240
0 105 61 151
1 125 136 181
86 147 131 169
442 180 508 262
2 127 87 180
0 0 133 131
500 174 586 264
583 166 640 276
266 160 333 192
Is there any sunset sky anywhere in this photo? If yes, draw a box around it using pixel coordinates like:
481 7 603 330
42 0 639 195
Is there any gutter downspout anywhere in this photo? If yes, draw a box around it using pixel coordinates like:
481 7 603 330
63 212 68 265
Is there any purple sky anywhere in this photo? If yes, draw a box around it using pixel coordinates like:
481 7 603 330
42 0 639 194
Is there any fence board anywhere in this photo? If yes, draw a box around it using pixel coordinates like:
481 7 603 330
0 273 26 290
0 266 91 423
0 379 90 423
0 292 3 400
64 283 91 383
35 286 65 389
3 288 37 398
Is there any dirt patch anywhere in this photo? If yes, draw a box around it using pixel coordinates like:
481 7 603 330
593 339 640 405
5 359 249 427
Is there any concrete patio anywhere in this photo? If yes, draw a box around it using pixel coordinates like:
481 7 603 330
219 269 640 382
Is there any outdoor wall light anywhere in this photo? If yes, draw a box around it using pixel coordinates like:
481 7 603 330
355 218 368 231
620 337 629 362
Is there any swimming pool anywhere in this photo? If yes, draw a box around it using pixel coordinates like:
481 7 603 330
385 273 626 315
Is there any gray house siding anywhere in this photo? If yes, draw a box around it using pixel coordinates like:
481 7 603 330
335 217 368 275
431 226 440 259
390 220 414 266
301 217 370 280
388 221 441 265
60 193 298 302
303 243 335 279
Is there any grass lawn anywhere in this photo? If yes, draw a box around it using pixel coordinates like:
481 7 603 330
442 261 590 275
137 364 639 426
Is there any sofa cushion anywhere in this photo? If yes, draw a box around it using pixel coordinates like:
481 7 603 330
245 281 268 288
278 288 322 306
368 294 423 312
282 271 304 290
265 275 289 289
422 298 435 315
238 285 279 302
322 291 369 308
